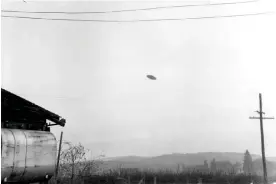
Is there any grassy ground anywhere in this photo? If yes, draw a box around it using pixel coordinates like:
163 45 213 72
50 170 276 184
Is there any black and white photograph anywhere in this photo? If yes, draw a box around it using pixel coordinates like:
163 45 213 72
1 0 276 183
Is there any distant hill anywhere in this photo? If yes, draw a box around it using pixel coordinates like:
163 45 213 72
102 152 276 171
105 156 146 162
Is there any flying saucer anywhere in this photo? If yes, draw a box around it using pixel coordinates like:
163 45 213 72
146 75 157 80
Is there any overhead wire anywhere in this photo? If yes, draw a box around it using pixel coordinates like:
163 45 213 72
1 0 258 14
2 0 271 23
1 11 273 23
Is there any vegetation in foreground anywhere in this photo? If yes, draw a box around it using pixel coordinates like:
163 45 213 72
49 142 276 184
51 170 276 184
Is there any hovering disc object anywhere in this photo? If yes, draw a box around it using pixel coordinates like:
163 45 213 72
147 75 157 80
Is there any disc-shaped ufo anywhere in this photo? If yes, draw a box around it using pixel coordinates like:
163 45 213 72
147 75 157 80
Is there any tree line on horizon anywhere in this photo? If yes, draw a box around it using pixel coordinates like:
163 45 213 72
50 142 276 184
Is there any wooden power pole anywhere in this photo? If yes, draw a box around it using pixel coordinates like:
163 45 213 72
249 93 274 184
56 131 63 178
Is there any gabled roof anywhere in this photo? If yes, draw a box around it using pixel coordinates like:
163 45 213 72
1 88 66 126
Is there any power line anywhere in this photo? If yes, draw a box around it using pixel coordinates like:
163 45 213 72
1 12 273 23
1 0 258 14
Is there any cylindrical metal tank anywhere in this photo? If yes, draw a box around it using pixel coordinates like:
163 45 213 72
1 128 57 183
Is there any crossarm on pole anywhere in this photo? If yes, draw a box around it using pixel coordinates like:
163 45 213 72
249 117 274 119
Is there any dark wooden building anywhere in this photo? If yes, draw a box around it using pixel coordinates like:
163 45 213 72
1 88 66 131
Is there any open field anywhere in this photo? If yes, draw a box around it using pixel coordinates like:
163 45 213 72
50 170 276 184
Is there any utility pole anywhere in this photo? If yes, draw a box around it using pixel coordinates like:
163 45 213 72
56 131 63 179
249 93 274 184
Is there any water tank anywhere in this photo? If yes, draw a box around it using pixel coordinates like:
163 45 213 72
1 128 57 183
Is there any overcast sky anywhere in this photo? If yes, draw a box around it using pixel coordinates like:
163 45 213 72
1 0 276 157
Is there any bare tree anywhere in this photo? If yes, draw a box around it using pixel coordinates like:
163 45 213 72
59 141 104 183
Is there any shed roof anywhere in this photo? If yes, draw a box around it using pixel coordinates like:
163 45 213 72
1 88 66 127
